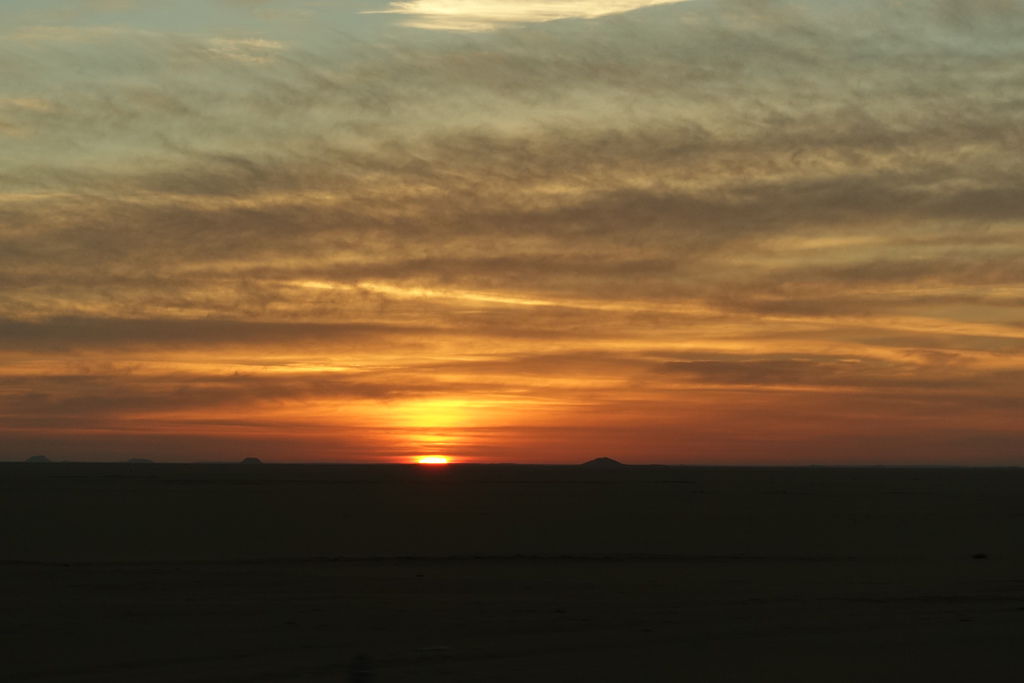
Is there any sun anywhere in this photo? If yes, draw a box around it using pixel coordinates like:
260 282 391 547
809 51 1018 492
416 455 450 465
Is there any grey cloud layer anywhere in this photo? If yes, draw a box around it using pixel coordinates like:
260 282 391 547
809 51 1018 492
4 0 1022 309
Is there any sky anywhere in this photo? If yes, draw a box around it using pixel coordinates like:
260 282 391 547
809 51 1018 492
2 0 1023 465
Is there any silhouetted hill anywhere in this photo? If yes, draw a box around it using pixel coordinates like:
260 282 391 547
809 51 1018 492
580 457 625 468
240 457 263 465
24 455 51 463
128 458 154 464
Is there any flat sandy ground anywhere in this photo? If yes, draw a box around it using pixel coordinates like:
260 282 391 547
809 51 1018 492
3 463 1024 681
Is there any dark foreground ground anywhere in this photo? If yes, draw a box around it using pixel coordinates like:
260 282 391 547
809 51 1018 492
3 463 1024 682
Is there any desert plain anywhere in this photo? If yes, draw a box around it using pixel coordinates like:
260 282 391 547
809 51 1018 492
3 462 1024 682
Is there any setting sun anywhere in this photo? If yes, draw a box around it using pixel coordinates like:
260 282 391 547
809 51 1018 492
416 456 450 465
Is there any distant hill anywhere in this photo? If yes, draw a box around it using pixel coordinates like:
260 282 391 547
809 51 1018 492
128 458 154 464
24 455 51 463
580 457 625 468
240 457 263 465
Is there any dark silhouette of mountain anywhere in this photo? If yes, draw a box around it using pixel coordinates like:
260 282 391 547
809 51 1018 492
24 455 51 463
128 458 154 464
240 457 263 465
580 457 625 468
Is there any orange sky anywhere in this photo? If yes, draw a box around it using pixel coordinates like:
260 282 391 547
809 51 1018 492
2 0 1023 464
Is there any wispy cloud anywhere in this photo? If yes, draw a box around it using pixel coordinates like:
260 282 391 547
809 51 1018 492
0 98 54 112
9 24 144 42
369 0 688 31
206 37 284 62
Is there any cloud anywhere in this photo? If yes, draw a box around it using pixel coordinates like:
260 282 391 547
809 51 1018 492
0 98 54 112
0 369 464 418
205 37 285 63
0 317 433 352
3 0 1024 462
369 0 689 31
9 24 144 42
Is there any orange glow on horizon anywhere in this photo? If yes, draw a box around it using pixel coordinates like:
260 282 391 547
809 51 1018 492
397 399 476 464
416 455 450 465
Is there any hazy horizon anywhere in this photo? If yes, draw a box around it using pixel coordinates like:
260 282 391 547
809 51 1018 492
7 457 1024 470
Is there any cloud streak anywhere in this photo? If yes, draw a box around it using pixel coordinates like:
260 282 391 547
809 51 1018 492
370 0 688 31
